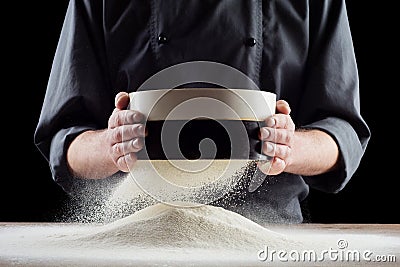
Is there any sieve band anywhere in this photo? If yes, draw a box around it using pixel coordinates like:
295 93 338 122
129 88 276 121
136 120 268 161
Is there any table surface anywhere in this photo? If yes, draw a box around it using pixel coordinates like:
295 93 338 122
1 223 399 267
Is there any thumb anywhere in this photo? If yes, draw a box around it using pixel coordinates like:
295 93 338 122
276 99 291 115
115 92 130 110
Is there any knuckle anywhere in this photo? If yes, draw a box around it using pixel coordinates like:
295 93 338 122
113 113 123 126
275 130 283 141
130 139 137 150
132 111 143 122
279 146 291 159
275 146 282 157
134 124 145 137
112 143 123 155
112 128 123 142
130 112 137 123
284 132 292 144
123 153 137 170
134 138 144 150
132 124 140 136
116 157 127 170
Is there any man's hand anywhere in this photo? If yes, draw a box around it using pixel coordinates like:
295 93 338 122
67 92 146 179
258 100 295 175
257 99 340 177
106 92 146 172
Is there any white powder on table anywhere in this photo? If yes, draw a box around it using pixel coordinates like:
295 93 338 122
0 203 304 267
2 203 399 266
76 203 297 250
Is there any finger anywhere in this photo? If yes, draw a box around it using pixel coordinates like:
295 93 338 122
260 127 293 146
276 99 291 115
110 124 146 144
265 114 295 130
108 110 145 128
257 157 286 175
261 141 291 160
112 138 144 157
116 153 138 173
268 157 286 175
115 92 130 110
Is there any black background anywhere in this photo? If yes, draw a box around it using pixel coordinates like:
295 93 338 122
1 1 398 223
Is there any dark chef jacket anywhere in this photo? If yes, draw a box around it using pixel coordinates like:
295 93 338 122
34 0 371 224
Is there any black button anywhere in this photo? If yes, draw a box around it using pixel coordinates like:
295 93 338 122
158 34 168 44
245 37 256 47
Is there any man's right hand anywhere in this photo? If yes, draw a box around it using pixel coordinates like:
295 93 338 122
67 92 146 179
107 92 146 173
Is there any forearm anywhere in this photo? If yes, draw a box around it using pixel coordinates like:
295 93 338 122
67 130 119 179
284 129 339 176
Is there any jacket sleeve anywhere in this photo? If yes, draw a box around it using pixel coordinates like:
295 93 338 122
34 0 114 194
298 0 371 193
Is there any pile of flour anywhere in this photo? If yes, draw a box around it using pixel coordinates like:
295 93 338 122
0 202 306 267
75 203 299 250
2 206 399 267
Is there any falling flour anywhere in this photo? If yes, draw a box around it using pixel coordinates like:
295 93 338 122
109 160 252 206
101 159 255 222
